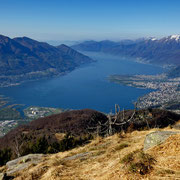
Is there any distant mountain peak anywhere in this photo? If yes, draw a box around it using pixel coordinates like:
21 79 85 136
0 34 9 39
170 34 180 41
0 34 11 43
14 36 48 46
150 37 157 41
144 37 157 41
58 44 69 48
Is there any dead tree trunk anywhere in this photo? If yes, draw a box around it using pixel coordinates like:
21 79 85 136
88 105 136 137
107 114 113 136
13 135 24 158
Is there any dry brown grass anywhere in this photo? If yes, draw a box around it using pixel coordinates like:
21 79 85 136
11 127 180 180
0 165 6 173
147 133 180 179
54 133 66 141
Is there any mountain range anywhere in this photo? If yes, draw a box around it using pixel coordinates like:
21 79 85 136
1 34 180 87
72 35 180 66
0 35 93 86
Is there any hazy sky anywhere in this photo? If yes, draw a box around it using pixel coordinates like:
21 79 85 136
0 0 180 41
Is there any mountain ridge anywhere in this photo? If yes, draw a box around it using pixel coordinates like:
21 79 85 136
0 108 179 158
72 35 180 66
0 35 93 87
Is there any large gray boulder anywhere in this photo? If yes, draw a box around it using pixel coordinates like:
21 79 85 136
144 131 179 151
6 154 46 176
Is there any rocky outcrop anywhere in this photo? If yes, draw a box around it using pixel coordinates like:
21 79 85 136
144 131 179 150
6 154 46 176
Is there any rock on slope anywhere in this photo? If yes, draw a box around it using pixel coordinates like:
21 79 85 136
0 108 180 159
1 126 180 180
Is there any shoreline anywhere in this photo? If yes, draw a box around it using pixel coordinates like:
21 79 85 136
109 74 180 111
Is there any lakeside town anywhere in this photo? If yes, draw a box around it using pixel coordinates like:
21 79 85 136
109 74 180 113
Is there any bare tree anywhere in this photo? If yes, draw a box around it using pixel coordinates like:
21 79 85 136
13 135 24 157
88 104 136 137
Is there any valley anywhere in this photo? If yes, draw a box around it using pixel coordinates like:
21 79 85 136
0 51 165 114
1 34 180 138
1 1 180 179
72 35 180 113
72 35 180 66
0 53 167 137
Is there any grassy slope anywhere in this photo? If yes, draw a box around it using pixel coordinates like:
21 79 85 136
7 124 180 180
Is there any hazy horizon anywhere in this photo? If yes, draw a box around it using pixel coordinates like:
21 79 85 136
1 33 179 47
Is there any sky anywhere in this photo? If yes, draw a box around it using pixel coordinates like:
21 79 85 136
0 0 180 42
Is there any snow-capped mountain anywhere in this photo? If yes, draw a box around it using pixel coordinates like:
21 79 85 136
170 35 180 41
72 34 180 66
160 35 180 43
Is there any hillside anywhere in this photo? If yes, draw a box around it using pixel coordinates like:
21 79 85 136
0 109 108 153
1 126 180 179
0 108 180 179
0 108 179 159
168 65 180 78
0 35 93 87
72 35 180 66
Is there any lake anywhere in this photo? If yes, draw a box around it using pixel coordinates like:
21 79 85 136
0 52 165 113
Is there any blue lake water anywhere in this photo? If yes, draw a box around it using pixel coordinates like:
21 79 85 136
0 52 166 113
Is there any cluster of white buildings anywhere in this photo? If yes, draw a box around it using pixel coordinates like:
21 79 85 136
135 77 180 109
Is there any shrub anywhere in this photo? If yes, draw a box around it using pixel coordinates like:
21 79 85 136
120 150 156 175
21 134 93 156
21 136 49 155
115 143 129 151
32 136 49 154
58 133 93 152
120 151 135 164
0 148 12 166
